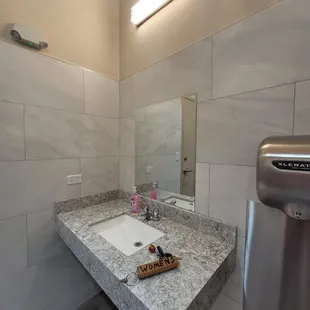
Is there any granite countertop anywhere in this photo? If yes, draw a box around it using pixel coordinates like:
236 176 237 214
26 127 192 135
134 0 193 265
56 198 236 310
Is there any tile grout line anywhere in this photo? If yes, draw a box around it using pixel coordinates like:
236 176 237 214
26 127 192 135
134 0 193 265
292 83 296 135
208 163 211 217
82 69 85 113
0 156 120 164
210 35 214 100
23 105 27 160
201 80 300 103
221 291 243 306
25 213 29 267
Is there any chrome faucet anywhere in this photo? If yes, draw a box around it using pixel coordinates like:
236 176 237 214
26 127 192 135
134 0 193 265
169 199 177 206
139 206 160 221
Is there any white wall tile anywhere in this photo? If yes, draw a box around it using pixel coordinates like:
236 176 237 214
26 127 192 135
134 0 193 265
0 40 83 112
135 156 148 185
25 106 119 159
133 57 172 109
210 293 242 310
135 122 167 156
170 38 212 102
0 101 24 161
0 159 81 220
0 216 27 277
81 157 119 196
209 164 256 237
0 248 99 310
27 209 66 266
119 118 135 157
197 85 294 166
294 80 310 134
147 155 180 187
84 70 119 118
144 99 182 127
195 163 210 216
120 76 133 118
119 157 134 192
222 237 245 305
213 0 310 98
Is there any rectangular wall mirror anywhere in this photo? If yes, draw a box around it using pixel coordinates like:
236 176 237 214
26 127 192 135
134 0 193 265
135 94 197 211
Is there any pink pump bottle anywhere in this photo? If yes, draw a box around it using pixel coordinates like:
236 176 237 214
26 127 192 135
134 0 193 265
131 186 139 214
151 181 158 200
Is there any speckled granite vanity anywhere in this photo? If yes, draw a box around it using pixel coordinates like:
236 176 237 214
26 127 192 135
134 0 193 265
55 191 236 310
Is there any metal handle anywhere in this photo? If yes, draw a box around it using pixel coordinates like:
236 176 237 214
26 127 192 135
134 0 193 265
152 208 160 220
183 168 193 175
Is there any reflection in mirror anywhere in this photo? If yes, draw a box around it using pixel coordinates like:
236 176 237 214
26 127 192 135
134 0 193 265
135 94 197 212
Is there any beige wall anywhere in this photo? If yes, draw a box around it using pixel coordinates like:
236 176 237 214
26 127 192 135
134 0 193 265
0 0 119 79
120 0 279 79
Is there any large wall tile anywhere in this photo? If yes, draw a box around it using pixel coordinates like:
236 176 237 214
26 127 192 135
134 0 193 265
84 70 119 118
81 157 119 196
0 216 27 277
0 101 24 161
213 0 310 98
27 209 66 266
197 85 294 166
0 40 83 112
209 164 256 237
146 155 181 188
135 122 167 156
133 57 172 109
195 163 210 216
222 236 245 304
144 99 182 128
119 157 134 192
170 38 212 102
120 76 133 118
135 156 147 185
294 80 310 134
119 118 135 157
25 106 119 159
0 159 80 220
0 249 99 310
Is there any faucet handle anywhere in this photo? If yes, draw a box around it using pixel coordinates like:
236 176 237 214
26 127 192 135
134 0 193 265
152 208 160 221
144 205 150 214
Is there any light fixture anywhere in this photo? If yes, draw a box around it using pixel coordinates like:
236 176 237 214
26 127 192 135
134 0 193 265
131 0 173 27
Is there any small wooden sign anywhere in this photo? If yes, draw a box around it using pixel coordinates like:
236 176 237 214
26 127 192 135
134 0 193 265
137 256 179 279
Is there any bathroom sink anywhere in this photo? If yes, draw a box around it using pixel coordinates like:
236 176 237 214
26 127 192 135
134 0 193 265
91 214 165 256
163 197 195 211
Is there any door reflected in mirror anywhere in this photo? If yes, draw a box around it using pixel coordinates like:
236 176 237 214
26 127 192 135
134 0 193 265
135 94 197 212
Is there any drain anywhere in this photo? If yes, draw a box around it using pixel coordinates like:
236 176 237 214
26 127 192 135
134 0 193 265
134 241 143 247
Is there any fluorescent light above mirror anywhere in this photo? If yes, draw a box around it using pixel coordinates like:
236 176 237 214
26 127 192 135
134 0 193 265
131 0 173 27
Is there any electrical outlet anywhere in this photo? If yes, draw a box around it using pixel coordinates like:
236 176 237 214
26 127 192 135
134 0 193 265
146 166 153 174
176 152 180 161
67 174 82 185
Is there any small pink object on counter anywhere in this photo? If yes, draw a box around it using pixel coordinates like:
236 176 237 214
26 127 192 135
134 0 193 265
131 186 140 214
151 181 158 200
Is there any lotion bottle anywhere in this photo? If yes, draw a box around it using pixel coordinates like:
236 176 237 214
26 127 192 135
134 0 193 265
151 181 158 200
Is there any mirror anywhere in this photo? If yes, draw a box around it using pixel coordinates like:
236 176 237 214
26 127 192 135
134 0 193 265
135 94 197 211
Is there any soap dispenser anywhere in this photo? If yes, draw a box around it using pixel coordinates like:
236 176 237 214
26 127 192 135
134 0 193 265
151 181 158 200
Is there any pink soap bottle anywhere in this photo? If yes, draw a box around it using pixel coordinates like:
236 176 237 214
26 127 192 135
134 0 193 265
131 186 139 214
151 181 158 200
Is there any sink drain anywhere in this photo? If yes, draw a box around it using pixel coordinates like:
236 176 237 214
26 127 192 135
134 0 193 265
134 241 143 247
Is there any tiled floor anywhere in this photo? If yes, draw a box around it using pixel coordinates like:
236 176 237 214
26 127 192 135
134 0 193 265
78 291 117 310
210 293 242 310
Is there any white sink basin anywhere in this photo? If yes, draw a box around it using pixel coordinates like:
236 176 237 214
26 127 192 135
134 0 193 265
163 197 195 212
91 214 165 256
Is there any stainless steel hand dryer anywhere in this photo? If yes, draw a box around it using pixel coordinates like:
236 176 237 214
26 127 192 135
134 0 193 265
244 135 310 310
